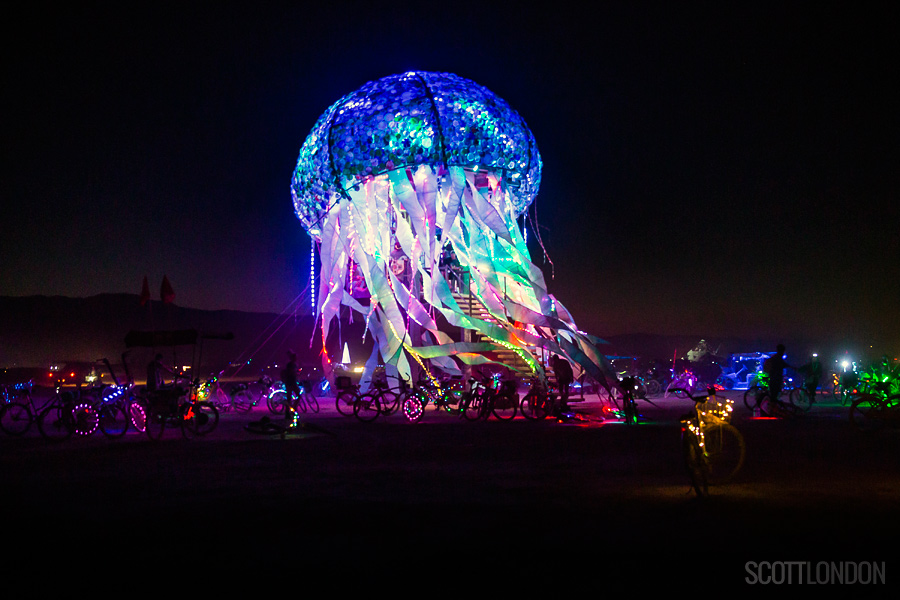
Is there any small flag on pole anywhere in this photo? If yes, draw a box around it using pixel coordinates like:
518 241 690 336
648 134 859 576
139 276 151 306
160 275 175 304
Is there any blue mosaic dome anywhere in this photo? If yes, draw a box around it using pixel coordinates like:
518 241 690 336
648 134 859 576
291 71 542 233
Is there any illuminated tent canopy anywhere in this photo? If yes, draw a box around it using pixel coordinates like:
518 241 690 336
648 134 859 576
291 71 614 389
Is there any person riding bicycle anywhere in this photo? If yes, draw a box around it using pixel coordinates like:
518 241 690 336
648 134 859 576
799 354 822 401
878 355 898 382
762 344 793 402
281 350 301 428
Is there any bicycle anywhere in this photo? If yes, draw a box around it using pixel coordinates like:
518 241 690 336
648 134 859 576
353 377 401 422
70 381 127 438
284 380 321 426
269 378 320 417
828 371 841 401
224 380 256 413
595 384 626 417
1 380 106 440
399 375 469 422
198 373 233 412
743 373 789 414
788 382 821 412
128 389 149 433
36 389 100 441
1 380 35 435
519 376 557 420
91 383 133 438
195 372 259 418
129 375 199 435
2 385 66 439
643 373 664 397
751 376 803 418
665 370 701 398
620 376 641 425
425 376 469 415
334 376 362 417
675 386 745 497
297 380 320 413
265 380 287 414
849 383 899 433
834 371 859 406
228 374 275 412
63 358 131 438
462 374 518 421
144 377 219 440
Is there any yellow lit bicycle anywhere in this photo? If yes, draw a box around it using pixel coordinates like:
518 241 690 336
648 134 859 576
675 387 746 497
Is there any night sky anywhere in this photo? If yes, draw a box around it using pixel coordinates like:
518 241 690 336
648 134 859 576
3 2 898 356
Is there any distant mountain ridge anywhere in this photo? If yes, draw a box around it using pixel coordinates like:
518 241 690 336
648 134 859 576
0 294 332 370
1 294 827 371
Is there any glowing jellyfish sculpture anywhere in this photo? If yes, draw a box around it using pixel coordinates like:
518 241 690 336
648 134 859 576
291 71 614 389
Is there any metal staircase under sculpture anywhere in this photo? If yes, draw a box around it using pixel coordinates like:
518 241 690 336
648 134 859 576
450 291 534 377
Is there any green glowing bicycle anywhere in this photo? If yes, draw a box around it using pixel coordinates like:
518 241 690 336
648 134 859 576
849 387 900 433
743 372 795 415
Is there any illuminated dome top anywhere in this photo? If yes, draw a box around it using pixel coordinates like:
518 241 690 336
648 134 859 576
291 71 542 234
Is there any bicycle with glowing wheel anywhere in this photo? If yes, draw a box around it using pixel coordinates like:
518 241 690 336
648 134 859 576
268 379 320 415
34 388 100 441
400 374 470 422
675 386 745 497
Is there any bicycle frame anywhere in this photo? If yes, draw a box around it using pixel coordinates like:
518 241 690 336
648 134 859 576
620 376 640 424
1 381 38 435
520 377 557 420
682 392 732 450
463 375 518 421
665 370 699 398
352 380 395 422
674 386 742 496
34 390 100 440
145 380 218 439
400 375 471 422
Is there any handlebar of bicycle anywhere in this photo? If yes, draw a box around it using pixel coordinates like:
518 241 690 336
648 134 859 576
669 387 718 402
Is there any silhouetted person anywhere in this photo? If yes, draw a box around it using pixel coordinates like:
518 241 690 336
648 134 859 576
281 351 300 428
762 344 793 400
146 353 179 411
146 353 172 392
878 354 895 380
800 354 823 399
550 355 574 414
